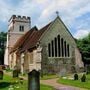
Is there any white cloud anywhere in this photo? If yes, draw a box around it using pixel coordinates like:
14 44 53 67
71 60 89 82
0 0 90 34
74 30 90 39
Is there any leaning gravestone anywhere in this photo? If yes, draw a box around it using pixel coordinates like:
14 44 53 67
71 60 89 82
28 69 40 90
0 66 3 80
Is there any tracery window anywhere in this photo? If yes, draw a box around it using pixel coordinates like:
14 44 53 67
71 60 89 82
48 35 70 58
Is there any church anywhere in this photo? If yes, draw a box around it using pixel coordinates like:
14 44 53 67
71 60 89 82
4 14 84 74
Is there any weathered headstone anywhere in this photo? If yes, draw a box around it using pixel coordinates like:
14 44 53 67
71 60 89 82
12 66 19 78
74 73 78 80
0 71 3 80
28 69 40 90
13 69 19 78
0 66 3 80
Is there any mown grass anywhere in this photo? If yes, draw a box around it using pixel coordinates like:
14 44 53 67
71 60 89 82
58 74 90 89
0 74 54 90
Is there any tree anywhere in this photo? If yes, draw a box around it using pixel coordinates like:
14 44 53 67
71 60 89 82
76 33 90 65
0 32 7 65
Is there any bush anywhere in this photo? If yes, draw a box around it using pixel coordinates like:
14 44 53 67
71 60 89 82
81 74 86 82
0 71 3 80
74 73 78 80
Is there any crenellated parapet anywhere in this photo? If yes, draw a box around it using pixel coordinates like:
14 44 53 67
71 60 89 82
9 15 31 23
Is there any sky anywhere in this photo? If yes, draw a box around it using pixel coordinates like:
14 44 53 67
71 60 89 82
0 0 90 39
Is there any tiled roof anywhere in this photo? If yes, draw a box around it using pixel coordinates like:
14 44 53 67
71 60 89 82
20 22 52 52
11 22 52 53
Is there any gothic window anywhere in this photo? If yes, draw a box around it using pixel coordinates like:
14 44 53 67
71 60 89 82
57 35 61 57
48 43 51 57
51 40 54 57
19 25 24 32
67 44 70 57
64 41 67 57
54 37 57 57
61 38 64 57
48 35 70 58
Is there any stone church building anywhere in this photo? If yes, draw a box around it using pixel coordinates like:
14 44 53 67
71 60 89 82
4 15 84 74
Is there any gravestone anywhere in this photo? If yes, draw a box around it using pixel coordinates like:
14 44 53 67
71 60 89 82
13 69 19 78
12 66 19 78
28 69 40 90
0 66 3 80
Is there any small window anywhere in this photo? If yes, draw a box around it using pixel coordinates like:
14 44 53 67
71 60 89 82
19 25 24 32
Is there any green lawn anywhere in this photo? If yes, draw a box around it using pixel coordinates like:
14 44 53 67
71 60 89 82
58 74 90 89
0 75 54 90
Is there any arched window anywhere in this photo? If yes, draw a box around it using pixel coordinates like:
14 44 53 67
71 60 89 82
51 40 54 57
57 35 61 57
64 41 67 57
54 37 57 57
61 38 64 57
48 43 51 57
67 44 70 57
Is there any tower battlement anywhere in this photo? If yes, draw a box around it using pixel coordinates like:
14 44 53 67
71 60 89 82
9 15 30 22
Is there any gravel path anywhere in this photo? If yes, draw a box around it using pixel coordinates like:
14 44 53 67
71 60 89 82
40 78 87 90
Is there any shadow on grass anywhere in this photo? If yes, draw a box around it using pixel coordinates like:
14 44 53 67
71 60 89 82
0 82 11 89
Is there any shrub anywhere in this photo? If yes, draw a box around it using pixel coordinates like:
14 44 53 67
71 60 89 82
0 71 3 80
81 74 86 82
74 73 78 80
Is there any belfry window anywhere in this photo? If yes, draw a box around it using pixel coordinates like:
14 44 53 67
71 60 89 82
19 25 24 32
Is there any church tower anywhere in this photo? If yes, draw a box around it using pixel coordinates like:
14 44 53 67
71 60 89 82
4 15 31 65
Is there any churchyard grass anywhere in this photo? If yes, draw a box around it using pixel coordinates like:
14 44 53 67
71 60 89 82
0 74 54 90
57 74 90 89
